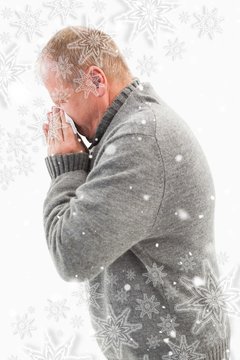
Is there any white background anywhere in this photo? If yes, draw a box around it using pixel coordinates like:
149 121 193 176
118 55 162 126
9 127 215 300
0 0 239 359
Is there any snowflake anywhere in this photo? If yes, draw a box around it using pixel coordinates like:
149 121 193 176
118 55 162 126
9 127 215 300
10 5 46 42
126 269 136 281
192 6 224 40
11 313 36 340
84 281 104 309
164 37 186 61
146 334 161 349
72 282 88 306
157 313 179 336
6 129 31 157
90 303 142 359
0 32 11 45
44 0 83 25
175 259 240 339
0 165 15 190
49 55 74 81
105 272 119 288
136 55 157 77
142 262 167 287
66 25 119 68
92 0 106 14
0 7 14 20
115 0 179 42
178 254 196 272
0 46 28 105
17 105 29 117
178 11 190 24
27 111 49 145
115 288 130 304
162 334 206 360
216 250 229 267
50 84 74 105
44 298 70 322
23 331 85 360
164 284 178 300
15 154 35 176
72 68 104 99
135 293 160 319
70 314 84 329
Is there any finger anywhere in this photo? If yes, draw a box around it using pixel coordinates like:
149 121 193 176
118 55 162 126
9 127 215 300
59 109 78 142
51 106 64 142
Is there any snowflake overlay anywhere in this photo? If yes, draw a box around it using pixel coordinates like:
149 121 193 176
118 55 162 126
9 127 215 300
0 46 29 105
142 262 167 287
66 26 119 68
175 259 240 338
192 6 224 40
10 5 46 42
44 298 70 321
164 37 186 61
23 331 89 360
115 0 179 42
44 0 83 25
72 68 104 99
162 334 206 360
11 313 36 339
90 303 142 360
135 293 160 319
157 313 179 336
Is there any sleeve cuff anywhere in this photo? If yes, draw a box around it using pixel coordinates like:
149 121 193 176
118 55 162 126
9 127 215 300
45 151 90 179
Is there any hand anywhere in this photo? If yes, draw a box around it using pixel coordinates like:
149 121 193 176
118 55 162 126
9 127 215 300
42 106 89 156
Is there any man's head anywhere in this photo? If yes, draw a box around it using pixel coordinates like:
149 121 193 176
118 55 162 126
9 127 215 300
36 25 134 141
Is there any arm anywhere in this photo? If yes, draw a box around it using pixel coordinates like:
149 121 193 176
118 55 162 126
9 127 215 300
43 133 165 283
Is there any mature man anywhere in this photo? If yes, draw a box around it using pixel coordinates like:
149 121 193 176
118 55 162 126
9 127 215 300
40 26 231 360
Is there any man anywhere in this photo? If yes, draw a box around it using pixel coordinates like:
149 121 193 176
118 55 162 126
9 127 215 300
40 26 231 360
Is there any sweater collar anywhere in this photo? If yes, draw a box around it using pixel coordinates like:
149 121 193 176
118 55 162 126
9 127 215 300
88 77 141 150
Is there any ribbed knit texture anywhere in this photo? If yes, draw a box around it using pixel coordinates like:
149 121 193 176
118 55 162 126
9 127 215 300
43 77 231 360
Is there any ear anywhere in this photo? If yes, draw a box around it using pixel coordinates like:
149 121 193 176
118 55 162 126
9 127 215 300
88 66 106 97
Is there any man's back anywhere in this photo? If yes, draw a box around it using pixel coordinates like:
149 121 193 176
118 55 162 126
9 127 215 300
43 78 231 360
86 81 231 359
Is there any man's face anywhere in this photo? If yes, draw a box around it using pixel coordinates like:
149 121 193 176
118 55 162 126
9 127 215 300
42 60 102 140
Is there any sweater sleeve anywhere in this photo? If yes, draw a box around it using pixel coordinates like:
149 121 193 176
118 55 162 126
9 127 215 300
42 133 165 283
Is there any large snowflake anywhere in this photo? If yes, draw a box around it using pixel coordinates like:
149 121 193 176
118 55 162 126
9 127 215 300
90 303 142 360
192 6 224 40
115 0 179 42
44 0 83 25
142 262 167 287
175 259 240 338
66 26 119 68
0 46 28 105
10 5 46 42
162 335 206 360
23 331 92 360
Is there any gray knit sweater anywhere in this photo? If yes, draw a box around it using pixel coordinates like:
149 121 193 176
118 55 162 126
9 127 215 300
43 77 231 360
